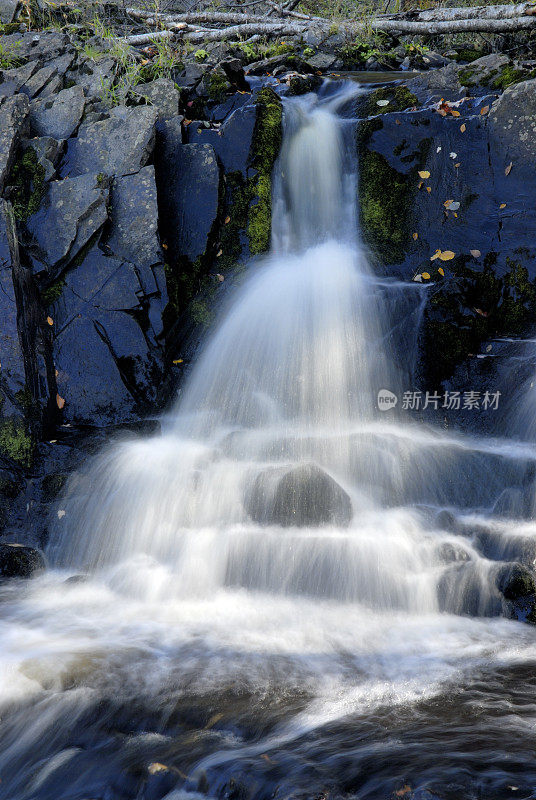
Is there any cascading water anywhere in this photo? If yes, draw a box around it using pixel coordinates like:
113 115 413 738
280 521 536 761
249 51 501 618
2 82 536 800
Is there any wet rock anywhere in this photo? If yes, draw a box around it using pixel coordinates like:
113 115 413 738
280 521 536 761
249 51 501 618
421 51 451 69
497 562 536 600
175 62 204 90
133 78 180 121
0 543 45 579
436 541 472 563
30 85 85 139
0 204 25 405
22 135 63 181
475 529 536 569
105 165 162 268
406 61 463 103
187 103 256 176
287 74 322 96
65 56 115 98
155 131 219 265
61 105 157 178
27 172 110 273
457 53 510 89
221 58 249 91
0 93 29 192
245 463 353 527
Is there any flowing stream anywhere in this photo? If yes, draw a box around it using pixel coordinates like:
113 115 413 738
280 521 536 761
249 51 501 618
2 81 536 800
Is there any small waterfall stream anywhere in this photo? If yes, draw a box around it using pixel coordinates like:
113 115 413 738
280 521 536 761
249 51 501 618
2 82 536 800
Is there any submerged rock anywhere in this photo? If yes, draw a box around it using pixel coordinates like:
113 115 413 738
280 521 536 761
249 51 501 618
245 463 353 527
0 543 45 579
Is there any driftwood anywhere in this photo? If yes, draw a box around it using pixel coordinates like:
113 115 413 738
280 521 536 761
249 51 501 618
123 2 536 41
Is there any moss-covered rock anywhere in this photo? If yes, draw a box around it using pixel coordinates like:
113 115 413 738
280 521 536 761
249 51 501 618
0 419 33 468
9 147 45 222
247 87 282 255
364 85 419 118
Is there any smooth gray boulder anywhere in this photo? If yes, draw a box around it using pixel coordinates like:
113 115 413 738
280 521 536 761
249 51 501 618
0 543 45 579
27 172 110 272
155 132 219 264
490 77 536 164
105 166 162 268
245 463 353 527
61 105 158 178
0 93 29 192
30 84 85 140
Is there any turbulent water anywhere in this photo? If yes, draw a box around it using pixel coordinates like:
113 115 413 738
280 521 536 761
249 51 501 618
2 81 536 800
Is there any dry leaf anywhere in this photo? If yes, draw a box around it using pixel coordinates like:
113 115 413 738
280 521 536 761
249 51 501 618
395 119 401 125
449 152 457 159
500 203 507 209
418 180 423 190
505 162 513 176
162 242 168 250
376 99 389 107
474 307 489 317
430 250 442 261
57 509 66 519
216 273 224 281
436 146 442 153
443 199 453 208
444 200 460 211
422 271 431 280
46 316 53 326
412 232 418 240
426 186 432 193
148 764 169 775
480 105 489 115
439 250 455 261
418 170 430 179
470 249 481 258
217 249 223 257
56 393 65 409
450 108 460 117
460 123 466 132
224 215 231 224
438 266 445 276
454 162 461 168
172 358 183 364
395 785 412 797
413 273 423 282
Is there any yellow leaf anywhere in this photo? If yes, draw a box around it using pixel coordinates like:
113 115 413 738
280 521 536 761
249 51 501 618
439 250 455 261
172 358 183 364
418 170 430 179
460 123 466 132
480 105 489 116
450 108 460 117
217 249 223 257
422 272 431 280
224 215 231 224
443 199 453 208
470 249 481 258
162 242 168 250
430 249 442 261
148 764 169 775
505 162 512 176
412 232 418 240
500 203 507 209
438 266 445 276
454 162 461 168
56 393 65 410
46 316 53 326
426 186 431 193
418 180 423 190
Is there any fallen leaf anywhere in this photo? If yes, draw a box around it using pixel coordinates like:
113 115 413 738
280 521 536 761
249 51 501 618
474 307 488 317
216 273 224 281
172 358 183 364
443 199 453 208
412 232 418 240
450 108 460 117
57 509 66 519
439 250 455 261
46 316 53 326
460 123 466 132
480 105 490 115
422 271 431 280
395 119 401 125
224 215 231 224
454 162 461 168
418 170 430 179
426 186 431 193
183 119 192 126
430 249 442 261
470 249 481 258
444 200 460 211
205 713 224 729
438 266 445 276
162 242 168 250
486 344 492 352
436 146 442 153
500 203 507 209
449 152 457 159
376 99 389 107
217 249 223 257
505 161 513 176
413 273 423 282
395 786 412 797
418 180 423 190
148 764 169 775
56 393 65 409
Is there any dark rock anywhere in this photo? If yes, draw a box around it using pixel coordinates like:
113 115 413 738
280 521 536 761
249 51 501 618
60 105 157 178
245 463 353 527
475 529 536 569
104 165 162 268
287 74 322 96
155 128 220 265
0 205 25 408
30 85 85 139
175 62 204 90
187 103 256 176
0 93 29 192
22 134 63 181
457 53 510 89
133 78 180 121
0 543 45 579
0 0 19 23
406 61 464 103
221 58 249 91
306 52 338 71
421 51 451 69
27 172 110 273
497 562 536 601
489 77 536 165
20 64 58 99
65 56 116 98
3 61 40 92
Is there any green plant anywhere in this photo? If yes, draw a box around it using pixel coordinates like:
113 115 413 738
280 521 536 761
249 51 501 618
195 48 209 62
0 40 23 69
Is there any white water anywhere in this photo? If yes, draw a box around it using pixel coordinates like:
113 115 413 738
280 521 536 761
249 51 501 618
2 82 536 799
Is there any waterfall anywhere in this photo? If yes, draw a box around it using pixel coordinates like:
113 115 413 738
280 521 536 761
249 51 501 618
3 81 536 800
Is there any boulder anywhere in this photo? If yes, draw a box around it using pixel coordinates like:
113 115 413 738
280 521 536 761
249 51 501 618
245 463 353 527
489 77 536 166
497 562 536 601
30 85 85 139
66 56 116 98
132 78 180 121
155 131 219 265
187 103 256 176
27 172 110 273
22 135 63 181
20 64 58 99
0 543 45 579
104 165 162 268
0 93 29 192
0 204 25 409
60 105 158 178
0 0 20 23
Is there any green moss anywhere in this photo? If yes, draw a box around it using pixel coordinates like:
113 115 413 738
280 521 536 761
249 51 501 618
41 276 65 306
366 85 419 117
203 69 229 102
247 87 283 255
9 148 46 222
458 67 476 87
0 420 33 468
190 298 213 326
194 49 209 62
491 64 536 90
41 473 67 502
288 74 321 96
452 49 481 63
